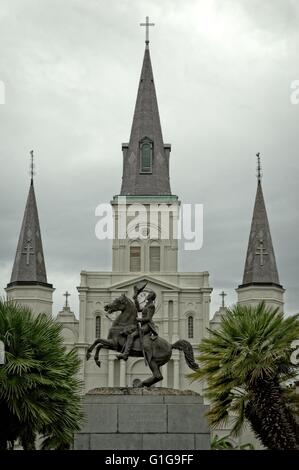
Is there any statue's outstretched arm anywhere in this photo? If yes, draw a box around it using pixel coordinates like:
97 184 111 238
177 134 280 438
133 282 147 311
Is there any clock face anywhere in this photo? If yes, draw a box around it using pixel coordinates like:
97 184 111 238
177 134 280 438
140 226 150 239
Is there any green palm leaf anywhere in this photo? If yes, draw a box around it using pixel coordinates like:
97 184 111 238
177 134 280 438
189 302 299 450
0 299 83 450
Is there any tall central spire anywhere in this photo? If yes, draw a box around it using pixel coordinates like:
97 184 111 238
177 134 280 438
120 20 171 196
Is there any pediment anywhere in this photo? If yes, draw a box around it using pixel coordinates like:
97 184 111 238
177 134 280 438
109 275 180 292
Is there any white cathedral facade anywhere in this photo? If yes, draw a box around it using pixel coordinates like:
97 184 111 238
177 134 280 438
5 35 285 403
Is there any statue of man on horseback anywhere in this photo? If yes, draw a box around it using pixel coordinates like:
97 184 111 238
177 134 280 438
117 282 158 361
86 281 199 388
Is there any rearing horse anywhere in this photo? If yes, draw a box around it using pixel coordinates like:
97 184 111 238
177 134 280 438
86 293 199 387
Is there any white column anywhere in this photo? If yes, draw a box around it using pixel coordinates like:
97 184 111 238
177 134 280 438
77 347 86 391
161 364 168 387
78 290 87 344
108 353 114 387
173 299 179 342
163 297 168 338
173 357 180 389
142 242 147 272
120 360 126 387
202 291 211 339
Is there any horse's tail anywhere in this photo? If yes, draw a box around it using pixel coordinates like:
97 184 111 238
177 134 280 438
171 340 199 371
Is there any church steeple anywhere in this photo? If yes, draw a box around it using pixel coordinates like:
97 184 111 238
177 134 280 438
8 180 50 287
112 20 179 273
237 154 284 310
5 151 55 315
120 19 171 196
8 174 50 287
240 154 281 287
6 152 54 317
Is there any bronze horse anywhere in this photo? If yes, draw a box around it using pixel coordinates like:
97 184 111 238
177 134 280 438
86 293 199 387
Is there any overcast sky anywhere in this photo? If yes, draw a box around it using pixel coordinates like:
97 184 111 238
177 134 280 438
0 0 298 317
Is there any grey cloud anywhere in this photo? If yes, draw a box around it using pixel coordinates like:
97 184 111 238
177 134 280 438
0 0 298 317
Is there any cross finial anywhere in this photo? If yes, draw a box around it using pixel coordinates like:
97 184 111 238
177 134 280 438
256 152 262 183
63 291 71 309
140 16 155 48
30 150 35 184
220 290 227 308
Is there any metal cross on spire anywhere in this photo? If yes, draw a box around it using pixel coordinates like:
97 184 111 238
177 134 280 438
63 291 71 308
30 150 35 184
256 238 268 266
22 239 34 265
256 152 262 183
220 291 227 308
140 16 155 47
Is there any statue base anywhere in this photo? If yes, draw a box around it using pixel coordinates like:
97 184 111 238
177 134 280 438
74 387 210 450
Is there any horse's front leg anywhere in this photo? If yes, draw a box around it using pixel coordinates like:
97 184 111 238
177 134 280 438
93 339 116 368
86 338 103 361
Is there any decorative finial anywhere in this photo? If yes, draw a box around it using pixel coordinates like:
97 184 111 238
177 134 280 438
256 152 262 183
63 291 71 309
30 150 35 184
140 16 155 48
220 290 227 308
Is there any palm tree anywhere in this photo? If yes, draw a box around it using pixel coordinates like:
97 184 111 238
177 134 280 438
0 299 83 450
211 434 254 450
189 302 299 450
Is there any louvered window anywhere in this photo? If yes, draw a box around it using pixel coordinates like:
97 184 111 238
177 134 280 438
150 246 160 272
130 246 141 272
140 139 153 173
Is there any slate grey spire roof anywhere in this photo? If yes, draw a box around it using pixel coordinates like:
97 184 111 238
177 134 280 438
240 178 282 288
120 45 171 196
8 180 52 288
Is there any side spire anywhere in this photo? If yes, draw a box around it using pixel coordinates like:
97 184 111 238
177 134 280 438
120 18 171 196
240 153 281 287
7 151 51 288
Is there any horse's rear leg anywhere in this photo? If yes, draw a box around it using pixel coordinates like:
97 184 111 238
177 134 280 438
86 338 102 360
86 338 115 361
94 344 102 368
93 339 115 368
139 360 163 388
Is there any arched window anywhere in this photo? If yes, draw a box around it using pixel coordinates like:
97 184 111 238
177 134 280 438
188 316 194 339
150 245 160 272
140 138 153 173
130 245 141 272
95 315 101 338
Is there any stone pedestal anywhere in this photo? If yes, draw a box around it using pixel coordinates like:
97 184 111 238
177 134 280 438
74 387 210 450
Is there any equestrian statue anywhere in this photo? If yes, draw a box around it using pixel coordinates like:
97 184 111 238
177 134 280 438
86 281 199 388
